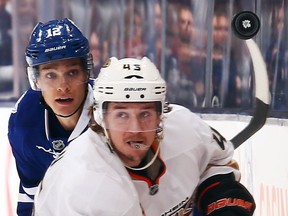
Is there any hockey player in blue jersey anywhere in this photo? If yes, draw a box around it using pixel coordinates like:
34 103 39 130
8 18 94 216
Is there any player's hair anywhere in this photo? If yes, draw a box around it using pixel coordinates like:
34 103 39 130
89 106 105 134
26 18 93 90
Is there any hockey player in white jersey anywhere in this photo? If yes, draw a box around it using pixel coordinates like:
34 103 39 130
34 57 255 216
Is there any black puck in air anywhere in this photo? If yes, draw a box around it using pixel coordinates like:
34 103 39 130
231 11 260 40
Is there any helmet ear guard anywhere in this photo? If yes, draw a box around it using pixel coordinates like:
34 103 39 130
93 100 103 126
27 66 40 91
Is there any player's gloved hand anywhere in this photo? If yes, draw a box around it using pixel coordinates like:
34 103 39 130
195 173 256 216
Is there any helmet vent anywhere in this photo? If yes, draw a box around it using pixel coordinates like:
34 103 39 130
97 86 114 95
154 86 166 94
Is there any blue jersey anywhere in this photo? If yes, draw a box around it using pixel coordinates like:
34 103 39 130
8 84 94 216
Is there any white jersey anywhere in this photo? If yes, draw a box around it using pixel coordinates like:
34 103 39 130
33 128 143 216
34 104 239 216
129 105 240 215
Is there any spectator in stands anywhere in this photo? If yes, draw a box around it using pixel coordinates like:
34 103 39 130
212 11 241 107
166 3 206 108
146 0 163 69
265 3 287 109
0 0 12 65
124 7 146 58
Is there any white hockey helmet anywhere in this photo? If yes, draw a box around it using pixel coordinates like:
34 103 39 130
93 56 166 125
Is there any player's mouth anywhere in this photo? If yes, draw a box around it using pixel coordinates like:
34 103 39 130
127 141 149 150
55 98 73 105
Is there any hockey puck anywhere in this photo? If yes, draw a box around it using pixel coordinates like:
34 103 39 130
231 11 260 40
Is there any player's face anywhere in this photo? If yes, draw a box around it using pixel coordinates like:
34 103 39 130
154 2 162 35
104 102 161 167
37 58 88 117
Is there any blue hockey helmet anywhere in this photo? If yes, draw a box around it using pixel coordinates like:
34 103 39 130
26 18 92 68
26 18 93 90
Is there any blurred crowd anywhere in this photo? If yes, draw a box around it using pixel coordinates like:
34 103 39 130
0 0 287 111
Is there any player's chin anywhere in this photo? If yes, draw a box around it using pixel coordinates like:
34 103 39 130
124 147 145 159
124 156 143 168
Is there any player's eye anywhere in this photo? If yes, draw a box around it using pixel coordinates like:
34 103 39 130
68 70 79 77
45 72 57 79
140 111 150 119
117 112 128 119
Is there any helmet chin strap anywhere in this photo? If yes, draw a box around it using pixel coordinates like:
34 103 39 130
126 124 163 170
125 141 161 171
103 129 161 171
102 124 163 171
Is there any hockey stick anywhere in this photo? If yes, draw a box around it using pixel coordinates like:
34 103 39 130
231 39 270 149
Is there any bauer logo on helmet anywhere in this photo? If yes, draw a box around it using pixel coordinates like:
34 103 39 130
44 45 66 53
124 88 146 91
